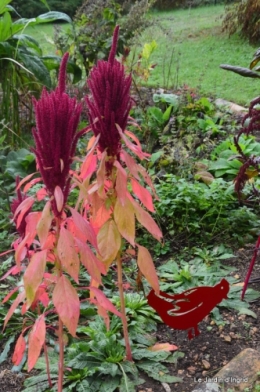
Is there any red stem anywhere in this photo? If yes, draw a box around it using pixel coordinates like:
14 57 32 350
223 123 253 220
241 235 260 299
43 342 52 389
116 254 132 361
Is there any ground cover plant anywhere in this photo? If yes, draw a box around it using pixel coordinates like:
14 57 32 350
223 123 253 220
2 3 260 392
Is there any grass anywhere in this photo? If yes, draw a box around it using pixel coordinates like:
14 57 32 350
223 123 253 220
142 4 259 105
24 5 259 105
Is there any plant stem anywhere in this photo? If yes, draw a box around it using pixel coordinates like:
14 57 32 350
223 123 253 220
57 316 64 392
116 254 133 361
241 235 260 300
43 342 52 389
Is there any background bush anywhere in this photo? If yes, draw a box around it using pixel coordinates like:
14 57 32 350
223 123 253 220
12 0 84 18
222 0 260 44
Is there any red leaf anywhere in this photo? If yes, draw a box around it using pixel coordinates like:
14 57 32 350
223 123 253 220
137 245 160 294
14 197 34 229
25 212 42 247
0 265 20 281
114 198 135 247
120 150 141 181
80 151 97 180
4 291 25 329
53 275 80 336
92 204 112 230
24 250 47 308
23 177 42 193
2 286 19 303
136 164 158 199
28 315 46 371
16 173 36 191
114 161 127 205
97 304 110 330
36 187 47 201
54 186 64 212
12 334 26 366
77 239 106 285
117 125 148 160
148 343 178 352
36 201 53 248
57 226 79 283
15 234 30 267
88 286 122 318
68 207 97 249
131 196 162 241
97 220 121 268
131 178 155 212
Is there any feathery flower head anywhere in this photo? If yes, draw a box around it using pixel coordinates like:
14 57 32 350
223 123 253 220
85 26 132 164
32 53 84 217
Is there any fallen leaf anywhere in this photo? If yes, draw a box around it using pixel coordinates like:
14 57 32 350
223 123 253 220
202 359 210 369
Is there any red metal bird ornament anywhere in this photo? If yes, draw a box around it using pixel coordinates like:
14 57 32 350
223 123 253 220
147 279 229 340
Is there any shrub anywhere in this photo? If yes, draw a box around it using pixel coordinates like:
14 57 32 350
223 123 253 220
222 0 260 44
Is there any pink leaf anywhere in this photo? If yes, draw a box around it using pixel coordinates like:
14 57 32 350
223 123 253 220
125 130 150 158
15 233 30 267
88 286 122 318
4 291 25 329
16 173 36 191
114 198 135 247
137 245 160 294
25 212 42 247
77 239 105 285
68 207 97 249
36 187 47 201
131 178 155 212
2 286 20 303
117 125 148 160
97 220 121 268
130 196 162 241
97 304 110 330
14 197 34 229
114 161 127 205
36 201 53 248
54 186 64 212
92 204 112 230
12 334 26 366
148 343 178 352
53 275 80 336
0 265 20 281
23 250 47 308
28 315 46 371
57 226 79 283
80 151 97 180
136 164 158 199
23 177 42 193
120 150 140 181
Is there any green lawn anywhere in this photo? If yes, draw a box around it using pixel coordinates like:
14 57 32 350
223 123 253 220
143 5 259 105
25 5 260 105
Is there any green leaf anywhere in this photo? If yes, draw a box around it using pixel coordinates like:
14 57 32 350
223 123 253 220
220 64 260 78
238 307 257 318
0 335 15 364
0 0 12 15
13 34 42 55
17 51 51 88
162 105 172 122
13 11 72 28
0 11 12 41
100 377 121 392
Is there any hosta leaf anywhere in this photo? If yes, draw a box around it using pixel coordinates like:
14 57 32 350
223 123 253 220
53 275 80 336
17 51 51 88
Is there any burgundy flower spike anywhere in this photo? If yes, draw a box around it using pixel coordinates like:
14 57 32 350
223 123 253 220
32 53 84 216
86 26 132 161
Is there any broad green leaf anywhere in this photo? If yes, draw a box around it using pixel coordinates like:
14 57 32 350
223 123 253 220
13 34 42 55
28 315 46 371
57 226 80 283
97 219 121 267
114 198 135 247
24 250 47 307
53 275 80 336
0 0 12 15
17 51 51 88
13 12 72 28
137 245 159 294
162 105 172 122
237 307 257 318
0 11 12 41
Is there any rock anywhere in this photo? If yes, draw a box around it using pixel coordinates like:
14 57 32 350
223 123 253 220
214 98 247 114
202 359 211 369
223 335 231 343
192 382 220 392
215 348 260 391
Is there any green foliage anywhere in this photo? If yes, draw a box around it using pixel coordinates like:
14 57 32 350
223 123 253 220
153 174 260 246
222 0 260 44
54 0 155 75
0 1 81 147
11 0 83 18
157 245 260 321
